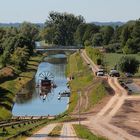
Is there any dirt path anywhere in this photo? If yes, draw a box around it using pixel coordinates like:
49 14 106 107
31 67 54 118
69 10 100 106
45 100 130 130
59 123 79 140
26 50 140 140
81 50 140 140
73 81 98 114
26 123 57 140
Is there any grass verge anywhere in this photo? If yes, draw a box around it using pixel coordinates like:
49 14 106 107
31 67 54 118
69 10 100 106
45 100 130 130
73 124 107 140
48 124 63 137
66 52 93 113
0 119 48 140
87 79 109 110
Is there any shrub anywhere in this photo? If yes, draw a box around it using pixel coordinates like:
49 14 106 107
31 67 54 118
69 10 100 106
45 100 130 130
118 56 139 74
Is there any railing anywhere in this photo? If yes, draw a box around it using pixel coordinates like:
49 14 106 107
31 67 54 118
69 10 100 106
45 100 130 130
35 45 84 51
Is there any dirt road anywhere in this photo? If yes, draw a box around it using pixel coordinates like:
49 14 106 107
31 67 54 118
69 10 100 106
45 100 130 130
59 123 79 140
81 50 140 140
26 123 57 140
26 50 140 140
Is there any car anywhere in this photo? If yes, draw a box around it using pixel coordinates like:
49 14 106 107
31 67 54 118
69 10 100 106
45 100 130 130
125 73 133 77
109 69 120 77
96 69 104 76
97 71 104 76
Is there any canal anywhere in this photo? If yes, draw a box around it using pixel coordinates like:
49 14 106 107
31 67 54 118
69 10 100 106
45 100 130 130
12 53 70 116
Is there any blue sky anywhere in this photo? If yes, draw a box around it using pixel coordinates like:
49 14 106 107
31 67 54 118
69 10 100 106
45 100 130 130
0 0 140 23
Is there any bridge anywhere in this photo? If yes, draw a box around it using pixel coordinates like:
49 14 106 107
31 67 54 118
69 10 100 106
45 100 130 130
36 48 79 51
35 45 84 51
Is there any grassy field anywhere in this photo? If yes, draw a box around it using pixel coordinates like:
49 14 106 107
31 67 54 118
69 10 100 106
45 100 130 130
0 55 43 120
73 124 107 140
66 52 93 113
104 53 140 70
104 53 140 77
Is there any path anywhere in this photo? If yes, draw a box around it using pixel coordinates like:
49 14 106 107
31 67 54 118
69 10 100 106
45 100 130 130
26 123 57 140
59 123 79 140
81 50 140 140
26 50 140 140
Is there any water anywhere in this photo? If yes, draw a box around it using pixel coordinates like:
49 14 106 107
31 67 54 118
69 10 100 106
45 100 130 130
12 54 69 116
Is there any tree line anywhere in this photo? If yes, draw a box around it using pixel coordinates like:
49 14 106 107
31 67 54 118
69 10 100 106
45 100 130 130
0 22 40 71
0 11 140 71
41 12 140 54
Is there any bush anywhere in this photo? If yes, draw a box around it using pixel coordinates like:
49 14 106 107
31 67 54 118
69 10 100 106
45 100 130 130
105 43 121 53
84 40 92 47
85 46 104 65
118 56 139 74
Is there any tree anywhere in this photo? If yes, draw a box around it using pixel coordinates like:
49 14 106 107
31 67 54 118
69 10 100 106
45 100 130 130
122 39 136 54
14 34 34 55
19 22 39 41
11 47 29 71
120 22 134 47
84 40 92 47
118 56 139 74
2 36 16 53
1 51 10 67
111 26 123 43
41 27 55 44
74 23 87 45
100 26 114 45
82 24 99 45
131 19 140 52
44 11 84 45
92 33 103 46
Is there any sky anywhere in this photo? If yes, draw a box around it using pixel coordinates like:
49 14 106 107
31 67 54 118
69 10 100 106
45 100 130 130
0 0 140 23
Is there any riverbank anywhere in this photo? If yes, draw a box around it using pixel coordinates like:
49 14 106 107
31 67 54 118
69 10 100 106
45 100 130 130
66 52 93 113
66 51 112 115
0 54 43 120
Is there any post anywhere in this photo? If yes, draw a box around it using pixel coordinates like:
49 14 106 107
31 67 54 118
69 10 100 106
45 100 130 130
78 90 81 125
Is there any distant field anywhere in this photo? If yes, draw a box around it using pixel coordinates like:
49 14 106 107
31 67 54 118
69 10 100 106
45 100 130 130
104 53 140 71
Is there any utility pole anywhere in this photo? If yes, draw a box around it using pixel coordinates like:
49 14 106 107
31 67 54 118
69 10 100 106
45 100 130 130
78 90 81 125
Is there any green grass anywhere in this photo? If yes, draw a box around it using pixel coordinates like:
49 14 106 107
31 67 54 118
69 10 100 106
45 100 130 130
85 46 104 65
0 55 43 120
48 124 63 137
73 124 107 140
88 80 108 110
66 52 93 113
104 53 140 71
0 119 48 140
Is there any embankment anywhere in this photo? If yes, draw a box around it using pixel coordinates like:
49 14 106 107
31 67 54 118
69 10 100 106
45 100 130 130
0 55 43 120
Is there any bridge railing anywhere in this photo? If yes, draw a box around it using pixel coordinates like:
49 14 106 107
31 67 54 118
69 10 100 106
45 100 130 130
36 45 84 50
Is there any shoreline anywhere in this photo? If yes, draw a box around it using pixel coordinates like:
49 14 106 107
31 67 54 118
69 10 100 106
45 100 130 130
0 55 43 120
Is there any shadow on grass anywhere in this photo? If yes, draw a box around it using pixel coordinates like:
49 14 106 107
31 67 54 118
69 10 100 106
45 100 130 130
29 59 41 63
0 87 14 110
27 68 37 72
0 74 18 84
28 63 39 67
0 133 9 137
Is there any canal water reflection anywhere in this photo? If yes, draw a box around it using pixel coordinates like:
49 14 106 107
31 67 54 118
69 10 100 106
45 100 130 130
12 54 69 116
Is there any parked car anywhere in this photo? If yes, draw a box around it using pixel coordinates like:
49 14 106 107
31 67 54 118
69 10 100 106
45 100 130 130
109 69 120 77
125 73 133 77
96 69 104 76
